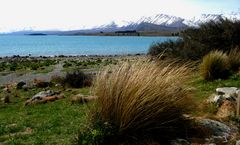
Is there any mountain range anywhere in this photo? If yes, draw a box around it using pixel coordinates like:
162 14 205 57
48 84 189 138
6 11 240 35
89 12 240 32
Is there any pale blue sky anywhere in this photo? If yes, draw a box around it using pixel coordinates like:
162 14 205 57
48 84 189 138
0 0 239 32
185 0 239 14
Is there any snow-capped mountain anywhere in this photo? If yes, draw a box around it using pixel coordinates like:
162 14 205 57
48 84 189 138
135 14 186 28
223 11 240 21
89 11 240 32
185 14 223 27
5 11 240 35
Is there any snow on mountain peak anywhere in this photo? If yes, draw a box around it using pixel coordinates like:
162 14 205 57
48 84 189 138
86 11 240 32
135 14 185 27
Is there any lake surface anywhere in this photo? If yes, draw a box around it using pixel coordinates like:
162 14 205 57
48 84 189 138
0 35 178 56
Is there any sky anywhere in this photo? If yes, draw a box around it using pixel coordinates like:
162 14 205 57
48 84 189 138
0 0 239 32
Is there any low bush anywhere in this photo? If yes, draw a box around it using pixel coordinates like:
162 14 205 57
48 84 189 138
76 61 195 144
148 39 184 57
30 63 40 70
50 75 64 84
148 19 240 60
63 62 72 68
200 50 230 81
33 79 52 88
228 47 240 72
50 71 92 88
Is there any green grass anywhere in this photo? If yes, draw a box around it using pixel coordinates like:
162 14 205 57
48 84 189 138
189 72 240 116
0 56 239 144
61 58 119 72
32 66 55 74
0 87 90 145
191 73 240 101
0 59 57 73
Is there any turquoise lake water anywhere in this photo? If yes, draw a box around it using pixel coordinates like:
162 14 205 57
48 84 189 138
0 35 178 56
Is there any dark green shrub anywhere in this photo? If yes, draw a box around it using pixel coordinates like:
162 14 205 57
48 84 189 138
34 80 52 88
63 62 72 68
50 75 64 84
200 50 230 81
149 19 240 60
148 39 184 57
63 70 92 88
0 62 7 71
181 19 240 59
9 65 17 71
30 64 39 70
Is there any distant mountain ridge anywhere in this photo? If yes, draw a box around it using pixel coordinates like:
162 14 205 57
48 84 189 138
89 11 240 32
4 11 240 35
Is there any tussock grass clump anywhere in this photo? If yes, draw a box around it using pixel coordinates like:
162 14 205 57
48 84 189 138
228 47 240 72
200 50 230 81
78 61 195 144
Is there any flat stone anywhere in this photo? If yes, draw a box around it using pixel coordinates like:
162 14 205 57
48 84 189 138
216 87 238 100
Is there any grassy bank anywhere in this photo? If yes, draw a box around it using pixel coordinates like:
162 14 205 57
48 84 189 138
0 87 90 145
0 55 240 144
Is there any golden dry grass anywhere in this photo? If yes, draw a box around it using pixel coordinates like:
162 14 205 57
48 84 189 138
91 60 195 143
228 47 240 72
200 50 230 81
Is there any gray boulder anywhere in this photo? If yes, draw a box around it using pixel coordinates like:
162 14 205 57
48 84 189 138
209 87 239 105
198 119 231 142
216 87 238 100
237 90 240 96
170 138 190 145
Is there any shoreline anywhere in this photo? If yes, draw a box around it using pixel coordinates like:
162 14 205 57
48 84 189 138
0 54 146 85
0 53 146 60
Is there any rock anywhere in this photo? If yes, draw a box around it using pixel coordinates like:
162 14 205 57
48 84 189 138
209 87 239 105
16 81 26 89
3 87 8 91
40 95 64 103
25 95 65 106
171 138 190 145
3 87 11 93
236 140 240 145
216 87 238 101
197 119 231 142
208 94 224 105
216 87 238 95
55 83 62 87
32 90 55 100
237 90 240 99
70 94 98 104
216 100 235 120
